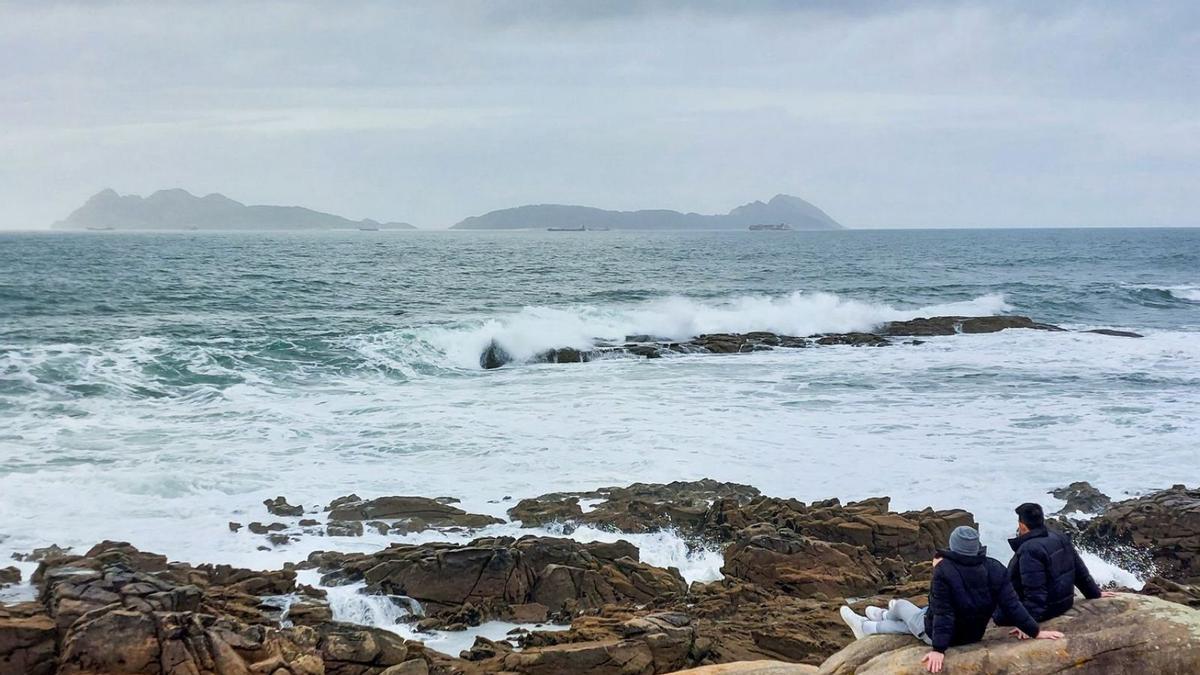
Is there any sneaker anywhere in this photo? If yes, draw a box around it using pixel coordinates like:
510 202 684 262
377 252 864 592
840 606 867 640
864 606 886 621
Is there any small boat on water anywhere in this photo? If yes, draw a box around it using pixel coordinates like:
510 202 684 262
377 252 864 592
547 225 586 232
749 223 792 231
85 226 115 231
358 227 380 231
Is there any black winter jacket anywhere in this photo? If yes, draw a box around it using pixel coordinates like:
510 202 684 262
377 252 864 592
1002 526 1101 622
925 548 1040 653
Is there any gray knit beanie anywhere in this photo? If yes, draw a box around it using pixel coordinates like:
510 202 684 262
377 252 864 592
948 526 982 556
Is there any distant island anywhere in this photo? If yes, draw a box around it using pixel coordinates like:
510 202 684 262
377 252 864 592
450 194 843 230
52 189 416 231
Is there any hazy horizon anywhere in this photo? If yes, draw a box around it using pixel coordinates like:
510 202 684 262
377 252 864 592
3 2 1198 230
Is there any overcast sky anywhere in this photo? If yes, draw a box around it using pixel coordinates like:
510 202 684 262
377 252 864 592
1 1 1197 229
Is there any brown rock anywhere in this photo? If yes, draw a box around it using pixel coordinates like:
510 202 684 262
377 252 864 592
326 495 503 533
0 603 56 675
0 566 20 587
1072 484 1200 583
721 525 889 600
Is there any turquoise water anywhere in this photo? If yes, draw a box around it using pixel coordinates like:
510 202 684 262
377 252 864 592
0 228 1197 581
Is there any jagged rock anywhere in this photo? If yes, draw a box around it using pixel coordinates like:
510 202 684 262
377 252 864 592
498 612 700 674
1072 484 1200 583
721 525 892 600
228 521 243 532
308 536 685 620
0 602 56 675
703 496 975 562
1141 576 1200 609
265 495 305 517
817 594 1200 674
0 566 20 587
10 544 71 562
1049 481 1111 514
508 480 761 532
481 340 512 369
684 582 852 665
326 495 503 533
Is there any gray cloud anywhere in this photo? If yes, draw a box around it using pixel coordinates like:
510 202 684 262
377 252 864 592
1 1 1197 228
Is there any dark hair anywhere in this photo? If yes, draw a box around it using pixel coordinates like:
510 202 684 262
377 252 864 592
1016 502 1045 529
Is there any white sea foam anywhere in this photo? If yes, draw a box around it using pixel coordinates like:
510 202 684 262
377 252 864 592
419 292 1013 369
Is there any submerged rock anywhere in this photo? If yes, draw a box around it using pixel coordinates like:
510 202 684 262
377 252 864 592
1084 328 1144 338
817 594 1200 674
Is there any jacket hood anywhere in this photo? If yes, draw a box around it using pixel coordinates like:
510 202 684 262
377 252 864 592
937 548 989 566
1008 526 1049 552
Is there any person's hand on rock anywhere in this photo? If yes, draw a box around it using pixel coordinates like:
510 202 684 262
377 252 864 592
922 651 944 673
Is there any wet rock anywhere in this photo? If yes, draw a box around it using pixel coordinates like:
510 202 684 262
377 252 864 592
10 544 71 563
308 536 686 620
0 602 56 675
228 521 243 532
381 659 431 675
1084 328 1144 338
328 521 366 537
813 333 889 347
818 594 1200 674
248 521 288 534
481 339 513 369
0 566 20 587
508 479 761 533
265 495 305 517
533 347 595 364
881 315 1062 336
1049 481 1112 514
1072 484 1200 583
300 518 321 527
326 495 504 533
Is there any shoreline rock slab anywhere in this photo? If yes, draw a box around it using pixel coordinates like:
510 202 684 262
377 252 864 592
817 594 1200 674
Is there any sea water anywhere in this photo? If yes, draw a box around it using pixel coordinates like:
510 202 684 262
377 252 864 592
1 228 1197 610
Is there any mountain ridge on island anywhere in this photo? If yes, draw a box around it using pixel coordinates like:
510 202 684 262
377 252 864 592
451 193 843 230
52 188 416 231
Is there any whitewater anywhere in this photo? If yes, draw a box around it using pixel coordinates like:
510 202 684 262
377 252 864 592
1 228 1198 638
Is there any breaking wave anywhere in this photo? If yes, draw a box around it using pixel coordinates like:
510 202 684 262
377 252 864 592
1 292 1016 397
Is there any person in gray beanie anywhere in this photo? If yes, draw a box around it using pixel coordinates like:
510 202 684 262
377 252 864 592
841 525 1064 673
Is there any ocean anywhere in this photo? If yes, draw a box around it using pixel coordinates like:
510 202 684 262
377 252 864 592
1 228 1198 604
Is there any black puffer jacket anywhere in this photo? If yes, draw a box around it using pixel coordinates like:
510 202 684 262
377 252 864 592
1002 526 1102 621
925 548 1039 653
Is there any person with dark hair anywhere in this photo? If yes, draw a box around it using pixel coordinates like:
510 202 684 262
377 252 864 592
996 502 1114 627
840 526 1062 673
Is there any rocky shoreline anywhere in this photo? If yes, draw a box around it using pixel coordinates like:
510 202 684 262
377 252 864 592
3 480 1198 674
478 315 1144 369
